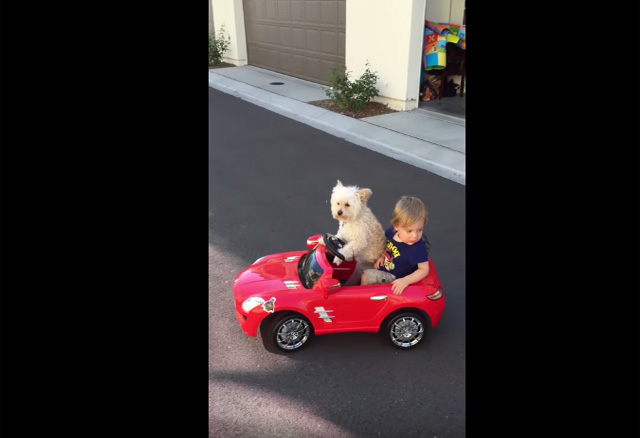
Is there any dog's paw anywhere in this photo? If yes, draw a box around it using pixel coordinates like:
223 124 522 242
338 248 352 262
333 256 343 266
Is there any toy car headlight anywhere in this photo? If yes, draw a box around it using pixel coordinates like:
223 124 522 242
242 297 266 313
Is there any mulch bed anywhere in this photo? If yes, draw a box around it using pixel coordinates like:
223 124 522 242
307 99 397 119
208 62 236 69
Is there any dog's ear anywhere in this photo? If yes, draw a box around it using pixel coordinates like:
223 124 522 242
357 188 373 204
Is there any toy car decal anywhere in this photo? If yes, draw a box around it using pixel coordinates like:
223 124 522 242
262 297 276 313
241 296 266 313
241 297 276 313
284 256 300 262
283 280 300 289
314 306 335 322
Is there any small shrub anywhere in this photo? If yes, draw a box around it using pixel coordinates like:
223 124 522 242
209 25 231 65
325 62 379 113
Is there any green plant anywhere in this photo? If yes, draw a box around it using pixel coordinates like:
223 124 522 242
325 62 379 113
209 25 231 65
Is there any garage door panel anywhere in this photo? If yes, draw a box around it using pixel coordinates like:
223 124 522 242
304 2 319 22
320 1 338 25
244 0 345 85
266 25 280 45
320 59 337 80
337 30 345 56
305 29 320 51
266 0 277 19
306 57 320 74
338 1 345 25
291 54 306 74
277 1 291 20
321 31 337 55
279 27 292 46
291 1 304 21
250 22 260 41
254 0 264 17
255 47 280 67
292 28 306 49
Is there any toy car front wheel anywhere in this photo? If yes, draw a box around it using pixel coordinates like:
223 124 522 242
262 313 313 353
385 312 426 349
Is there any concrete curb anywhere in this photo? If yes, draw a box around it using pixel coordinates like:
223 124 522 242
209 71 465 185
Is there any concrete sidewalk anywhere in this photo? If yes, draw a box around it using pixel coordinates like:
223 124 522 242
209 66 465 185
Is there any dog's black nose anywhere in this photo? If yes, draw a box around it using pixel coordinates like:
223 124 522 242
337 210 342 216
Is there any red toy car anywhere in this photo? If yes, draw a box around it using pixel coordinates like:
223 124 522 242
232 233 445 353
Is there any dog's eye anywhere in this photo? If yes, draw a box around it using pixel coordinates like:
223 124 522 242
345 203 350 207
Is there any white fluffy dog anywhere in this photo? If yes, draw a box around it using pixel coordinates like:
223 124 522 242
324 180 386 268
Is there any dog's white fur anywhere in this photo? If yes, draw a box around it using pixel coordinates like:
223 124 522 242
328 180 386 266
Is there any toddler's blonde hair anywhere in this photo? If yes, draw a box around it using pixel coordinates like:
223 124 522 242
391 196 427 229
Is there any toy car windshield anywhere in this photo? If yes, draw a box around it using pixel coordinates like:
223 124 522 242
297 247 324 289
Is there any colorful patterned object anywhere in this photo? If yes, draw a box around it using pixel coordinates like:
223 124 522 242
423 21 466 71
448 23 466 44
423 29 447 70
425 21 466 49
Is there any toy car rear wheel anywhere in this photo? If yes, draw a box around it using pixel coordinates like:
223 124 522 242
385 312 426 349
262 313 313 353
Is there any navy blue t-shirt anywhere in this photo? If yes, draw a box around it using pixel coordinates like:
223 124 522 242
377 227 429 278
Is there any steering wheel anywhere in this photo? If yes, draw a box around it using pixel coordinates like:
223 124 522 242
323 233 347 261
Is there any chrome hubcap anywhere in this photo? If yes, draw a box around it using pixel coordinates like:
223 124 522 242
276 318 310 350
390 316 424 347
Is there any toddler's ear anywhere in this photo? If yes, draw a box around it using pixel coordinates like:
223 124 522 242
357 188 372 204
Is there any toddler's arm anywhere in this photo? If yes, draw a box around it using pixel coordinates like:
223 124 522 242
391 261 430 295
373 254 385 269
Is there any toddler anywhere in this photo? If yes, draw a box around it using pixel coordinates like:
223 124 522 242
361 196 430 295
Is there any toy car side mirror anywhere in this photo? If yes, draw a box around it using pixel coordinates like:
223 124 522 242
313 277 340 292
306 234 323 249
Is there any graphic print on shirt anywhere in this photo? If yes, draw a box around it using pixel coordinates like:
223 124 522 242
383 240 400 271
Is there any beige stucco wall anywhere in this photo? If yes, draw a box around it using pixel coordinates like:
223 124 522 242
346 0 426 111
211 0 248 66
